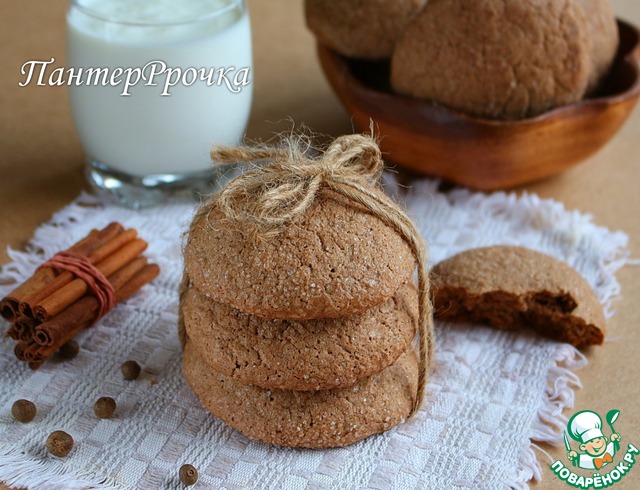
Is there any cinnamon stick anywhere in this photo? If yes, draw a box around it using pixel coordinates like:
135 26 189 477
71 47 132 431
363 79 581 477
27 345 51 369
11 319 27 338
20 227 137 316
85 228 138 265
17 317 38 342
34 257 149 346
23 342 42 362
33 238 148 321
5 325 20 340
5 317 38 343
30 263 159 367
114 263 160 303
28 360 45 370
3 223 123 320
14 342 29 362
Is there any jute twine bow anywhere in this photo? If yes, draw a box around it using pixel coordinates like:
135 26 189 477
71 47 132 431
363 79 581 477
184 133 433 417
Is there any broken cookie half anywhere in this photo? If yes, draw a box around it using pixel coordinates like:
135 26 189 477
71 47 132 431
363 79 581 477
431 246 606 347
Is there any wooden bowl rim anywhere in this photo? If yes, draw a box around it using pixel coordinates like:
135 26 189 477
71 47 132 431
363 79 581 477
320 18 640 128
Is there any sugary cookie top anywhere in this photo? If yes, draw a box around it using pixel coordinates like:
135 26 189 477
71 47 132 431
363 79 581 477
185 188 415 320
391 0 592 119
182 282 418 391
182 340 418 448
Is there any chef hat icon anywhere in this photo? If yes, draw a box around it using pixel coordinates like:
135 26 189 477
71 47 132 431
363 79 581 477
568 410 605 444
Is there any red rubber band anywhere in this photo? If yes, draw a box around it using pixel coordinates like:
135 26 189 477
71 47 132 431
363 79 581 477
39 251 116 321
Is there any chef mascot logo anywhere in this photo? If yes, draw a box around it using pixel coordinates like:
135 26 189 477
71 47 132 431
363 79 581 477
566 410 620 470
549 409 639 489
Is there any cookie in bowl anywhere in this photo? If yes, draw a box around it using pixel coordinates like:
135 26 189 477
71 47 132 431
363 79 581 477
305 0 426 59
391 0 603 119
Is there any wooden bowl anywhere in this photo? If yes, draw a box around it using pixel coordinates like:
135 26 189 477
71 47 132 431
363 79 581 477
318 19 640 190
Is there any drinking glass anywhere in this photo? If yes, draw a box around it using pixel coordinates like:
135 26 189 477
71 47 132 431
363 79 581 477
67 0 253 208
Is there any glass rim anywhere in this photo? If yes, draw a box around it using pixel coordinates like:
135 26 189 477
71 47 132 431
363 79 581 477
69 0 245 27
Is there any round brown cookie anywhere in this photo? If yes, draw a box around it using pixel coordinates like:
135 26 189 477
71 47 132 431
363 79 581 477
431 246 606 347
305 0 426 59
391 0 592 119
185 188 415 320
577 0 618 93
182 282 418 391
182 340 418 448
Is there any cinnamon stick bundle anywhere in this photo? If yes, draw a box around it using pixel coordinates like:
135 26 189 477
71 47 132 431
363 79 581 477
33 238 148 321
0 224 122 321
1 222 160 369
19 227 136 317
34 257 155 347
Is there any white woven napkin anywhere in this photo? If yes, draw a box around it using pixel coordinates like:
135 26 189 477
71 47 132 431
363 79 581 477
0 177 629 489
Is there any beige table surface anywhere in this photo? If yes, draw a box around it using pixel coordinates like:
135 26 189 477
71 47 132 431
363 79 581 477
1 1 639 488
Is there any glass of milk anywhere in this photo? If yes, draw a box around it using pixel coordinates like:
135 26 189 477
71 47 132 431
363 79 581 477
67 0 253 208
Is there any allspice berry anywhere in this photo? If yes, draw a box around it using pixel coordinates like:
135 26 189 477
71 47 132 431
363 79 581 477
46 430 74 457
93 396 116 419
121 360 141 380
11 399 36 423
179 464 198 486
58 339 80 359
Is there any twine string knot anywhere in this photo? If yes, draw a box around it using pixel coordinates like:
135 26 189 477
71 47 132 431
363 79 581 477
211 133 384 237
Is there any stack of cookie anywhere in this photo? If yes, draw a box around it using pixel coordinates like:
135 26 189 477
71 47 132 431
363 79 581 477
180 188 421 448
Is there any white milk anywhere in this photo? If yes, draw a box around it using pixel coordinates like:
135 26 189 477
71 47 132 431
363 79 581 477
67 0 252 176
